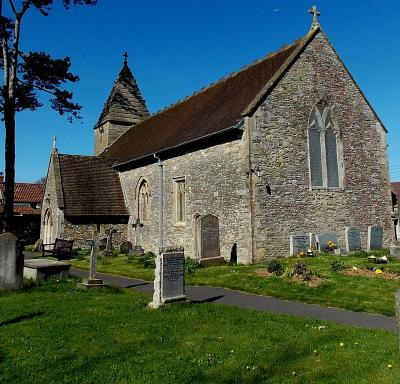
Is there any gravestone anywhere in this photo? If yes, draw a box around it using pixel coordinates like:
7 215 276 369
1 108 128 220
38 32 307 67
0 233 23 290
149 249 185 308
309 233 317 250
345 227 361 252
290 234 309 256
367 225 383 251
24 259 70 281
132 218 144 255
316 232 338 252
197 214 224 265
390 241 400 259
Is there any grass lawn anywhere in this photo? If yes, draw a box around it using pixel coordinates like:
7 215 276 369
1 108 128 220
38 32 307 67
67 250 400 317
1 279 399 384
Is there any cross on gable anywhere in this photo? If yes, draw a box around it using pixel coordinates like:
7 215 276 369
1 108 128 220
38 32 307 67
308 5 320 27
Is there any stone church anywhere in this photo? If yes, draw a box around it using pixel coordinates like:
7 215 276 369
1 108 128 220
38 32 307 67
40 11 393 263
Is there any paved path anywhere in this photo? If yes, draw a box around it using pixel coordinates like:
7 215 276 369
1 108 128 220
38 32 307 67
70 267 397 331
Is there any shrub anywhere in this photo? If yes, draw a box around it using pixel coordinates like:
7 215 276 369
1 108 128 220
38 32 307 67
293 261 312 281
24 244 35 252
143 259 156 269
98 254 111 265
331 258 347 272
119 241 133 255
185 258 201 274
266 259 284 276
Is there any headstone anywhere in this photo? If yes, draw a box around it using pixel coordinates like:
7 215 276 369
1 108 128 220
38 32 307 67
390 241 400 258
149 248 185 308
105 228 117 253
290 234 309 256
367 225 383 251
316 232 338 252
345 227 361 252
0 233 23 290
197 214 224 265
32 239 43 252
309 233 317 250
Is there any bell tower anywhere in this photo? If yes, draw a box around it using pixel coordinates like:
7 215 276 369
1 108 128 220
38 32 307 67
94 53 149 156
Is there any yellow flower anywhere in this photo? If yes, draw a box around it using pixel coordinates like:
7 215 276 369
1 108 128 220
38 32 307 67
387 364 392 369
339 342 344 347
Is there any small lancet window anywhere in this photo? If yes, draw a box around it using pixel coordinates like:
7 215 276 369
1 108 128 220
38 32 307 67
174 178 186 224
308 101 341 189
138 180 150 222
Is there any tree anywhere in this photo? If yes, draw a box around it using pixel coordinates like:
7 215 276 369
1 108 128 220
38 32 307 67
0 0 96 233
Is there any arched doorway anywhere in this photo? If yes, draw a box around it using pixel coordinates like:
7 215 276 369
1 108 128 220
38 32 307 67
43 209 53 247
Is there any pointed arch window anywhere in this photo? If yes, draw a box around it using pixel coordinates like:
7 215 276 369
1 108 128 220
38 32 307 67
138 180 150 222
308 101 342 189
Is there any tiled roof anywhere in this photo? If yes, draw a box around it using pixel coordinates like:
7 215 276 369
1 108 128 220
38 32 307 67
0 206 41 215
102 31 314 165
96 63 149 128
392 182 400 198
0 182 45 203
58 154 128 218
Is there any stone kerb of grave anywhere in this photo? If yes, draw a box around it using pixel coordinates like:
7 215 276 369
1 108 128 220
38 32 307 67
0 233 23 290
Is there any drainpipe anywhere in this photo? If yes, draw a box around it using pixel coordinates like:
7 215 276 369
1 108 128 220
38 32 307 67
153 154 164 254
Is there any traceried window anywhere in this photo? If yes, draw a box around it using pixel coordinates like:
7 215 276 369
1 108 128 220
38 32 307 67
174 178 186 224
138 180 150 222
308 101 342 188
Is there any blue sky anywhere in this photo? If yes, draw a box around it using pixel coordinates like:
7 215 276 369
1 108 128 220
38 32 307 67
1 0 399 182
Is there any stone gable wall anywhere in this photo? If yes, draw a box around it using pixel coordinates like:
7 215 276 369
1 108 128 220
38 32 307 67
120 138 252 263
250 31 393 259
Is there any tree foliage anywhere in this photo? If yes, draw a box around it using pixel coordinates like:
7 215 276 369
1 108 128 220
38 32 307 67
0 0 97 232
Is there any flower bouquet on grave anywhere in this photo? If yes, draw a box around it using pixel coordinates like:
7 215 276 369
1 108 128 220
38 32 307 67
326 240 338 254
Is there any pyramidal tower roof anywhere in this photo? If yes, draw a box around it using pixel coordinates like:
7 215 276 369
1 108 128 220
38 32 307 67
95 59 149 128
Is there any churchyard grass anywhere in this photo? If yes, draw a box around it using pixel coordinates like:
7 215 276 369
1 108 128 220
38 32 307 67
0 279 399 384
67 250 400 316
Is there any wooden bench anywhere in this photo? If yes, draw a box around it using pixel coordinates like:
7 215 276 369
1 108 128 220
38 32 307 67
42 238 74 260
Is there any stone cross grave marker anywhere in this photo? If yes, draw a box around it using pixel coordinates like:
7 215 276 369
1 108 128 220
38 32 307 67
78 230 106 289
149 249 185 308
367 225 383 251
316 232 338 252
132 218 144 254
0 233 23 290
345 227 361 252
290 234 309 256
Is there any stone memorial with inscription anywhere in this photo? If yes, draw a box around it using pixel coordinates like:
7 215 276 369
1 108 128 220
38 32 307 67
367 225 383 251
290 234 309 256
345 227 361 252
0 233 23 290
149 248 185 308
390 241 400 258
316 232 338 252
197 214 224 265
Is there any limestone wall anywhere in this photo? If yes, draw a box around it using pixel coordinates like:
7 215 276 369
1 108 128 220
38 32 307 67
250 31 393 259
120 138 252 263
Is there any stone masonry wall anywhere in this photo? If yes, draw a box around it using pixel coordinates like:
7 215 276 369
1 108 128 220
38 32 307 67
251 31 393 259
120 138 252 263
40 152 64 244
63 223 127 249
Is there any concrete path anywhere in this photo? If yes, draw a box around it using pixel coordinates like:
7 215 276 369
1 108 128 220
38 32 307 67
70 267 397 331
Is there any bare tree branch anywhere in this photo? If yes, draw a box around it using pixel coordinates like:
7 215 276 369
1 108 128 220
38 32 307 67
7 0 17 16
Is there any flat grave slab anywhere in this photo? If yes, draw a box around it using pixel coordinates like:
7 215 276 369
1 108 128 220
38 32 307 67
24 258 70 281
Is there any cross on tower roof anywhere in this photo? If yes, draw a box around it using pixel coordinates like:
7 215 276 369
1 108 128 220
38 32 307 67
52 135 57 152
308 5 320 28
123 51 129 65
